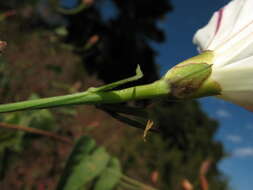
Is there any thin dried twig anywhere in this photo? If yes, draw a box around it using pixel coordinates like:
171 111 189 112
0 122 73 144
199 159 212 190
143 120 154 141
181 179 194 190
83 0 95 6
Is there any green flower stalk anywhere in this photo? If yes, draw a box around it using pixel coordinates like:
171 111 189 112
0 52 222 114
0 66 169 113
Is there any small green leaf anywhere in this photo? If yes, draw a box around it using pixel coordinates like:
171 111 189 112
89 65 143 92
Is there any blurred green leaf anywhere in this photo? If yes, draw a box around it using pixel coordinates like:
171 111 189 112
57 136 111 190
55 26 68 37
94 157 122 190
27 109 55 131
0 113 26 153
0 57 10 92
0 128 24 153
0 93 58 181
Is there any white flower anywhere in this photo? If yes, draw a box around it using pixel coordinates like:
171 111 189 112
193 0 253 111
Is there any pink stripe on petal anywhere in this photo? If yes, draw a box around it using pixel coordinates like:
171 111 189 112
215 8 224 35
206 8 224 50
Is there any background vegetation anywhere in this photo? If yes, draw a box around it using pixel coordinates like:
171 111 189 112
0 0 228 189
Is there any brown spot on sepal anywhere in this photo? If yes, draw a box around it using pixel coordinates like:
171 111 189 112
167 62 212 98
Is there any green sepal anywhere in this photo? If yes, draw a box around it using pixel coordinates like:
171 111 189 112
164 51 220 98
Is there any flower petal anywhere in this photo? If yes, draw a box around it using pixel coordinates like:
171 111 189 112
217 92 253 112
212 55 253 110
212 56 253 91
192 10 220 51
192 0 253 111
193 0 253 60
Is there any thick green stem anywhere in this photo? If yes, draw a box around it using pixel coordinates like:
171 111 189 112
0 80 170 113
